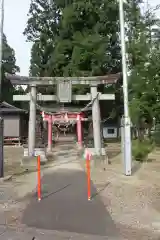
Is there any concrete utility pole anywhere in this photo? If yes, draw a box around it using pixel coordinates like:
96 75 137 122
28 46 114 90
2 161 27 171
91 86 102 156
28 85 37 156
0 0 4 178
119 0 132 175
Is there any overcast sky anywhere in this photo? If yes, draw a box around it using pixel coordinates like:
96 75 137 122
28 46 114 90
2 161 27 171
3 0 160 76
4 0 32 76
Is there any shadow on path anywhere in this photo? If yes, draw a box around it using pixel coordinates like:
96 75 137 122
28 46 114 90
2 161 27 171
22 169 119 237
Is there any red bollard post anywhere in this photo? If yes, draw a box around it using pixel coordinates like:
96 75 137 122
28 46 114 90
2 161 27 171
37 155 41 201
86 151 91 201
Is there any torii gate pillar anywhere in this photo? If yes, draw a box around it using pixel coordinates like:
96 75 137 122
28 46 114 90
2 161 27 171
76 114 82 148
47 115 52 152
28 85 36 156
91 85 102 156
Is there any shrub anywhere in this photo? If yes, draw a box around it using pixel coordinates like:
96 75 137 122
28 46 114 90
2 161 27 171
152 124 160 145
132 139 154 162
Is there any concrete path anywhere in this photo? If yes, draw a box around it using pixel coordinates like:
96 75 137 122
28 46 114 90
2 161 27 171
21 144 120 238
0 225 122 240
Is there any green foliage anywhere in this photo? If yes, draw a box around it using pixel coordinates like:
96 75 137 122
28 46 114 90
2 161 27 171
24 0 160 132
132 139 154 161
127 2 160 130
152 124 160 145
24 0 121 79
2 34 20 103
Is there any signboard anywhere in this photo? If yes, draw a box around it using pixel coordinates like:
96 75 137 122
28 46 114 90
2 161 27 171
57 81 72 102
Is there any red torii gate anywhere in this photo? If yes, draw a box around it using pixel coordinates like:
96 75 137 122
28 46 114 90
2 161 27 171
41 111 87 151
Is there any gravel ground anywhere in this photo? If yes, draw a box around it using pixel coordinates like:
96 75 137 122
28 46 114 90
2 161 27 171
89 145 160 239
4 146 24 176
1 144 160 239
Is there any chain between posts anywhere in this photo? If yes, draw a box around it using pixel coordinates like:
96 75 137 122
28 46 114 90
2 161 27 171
29 91 114 124
30 92 100 116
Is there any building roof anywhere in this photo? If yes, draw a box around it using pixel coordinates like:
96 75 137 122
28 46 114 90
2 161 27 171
0 102 26 113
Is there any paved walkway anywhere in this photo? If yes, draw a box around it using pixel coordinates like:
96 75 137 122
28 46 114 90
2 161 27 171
21 144 120 238
0 225 122 240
